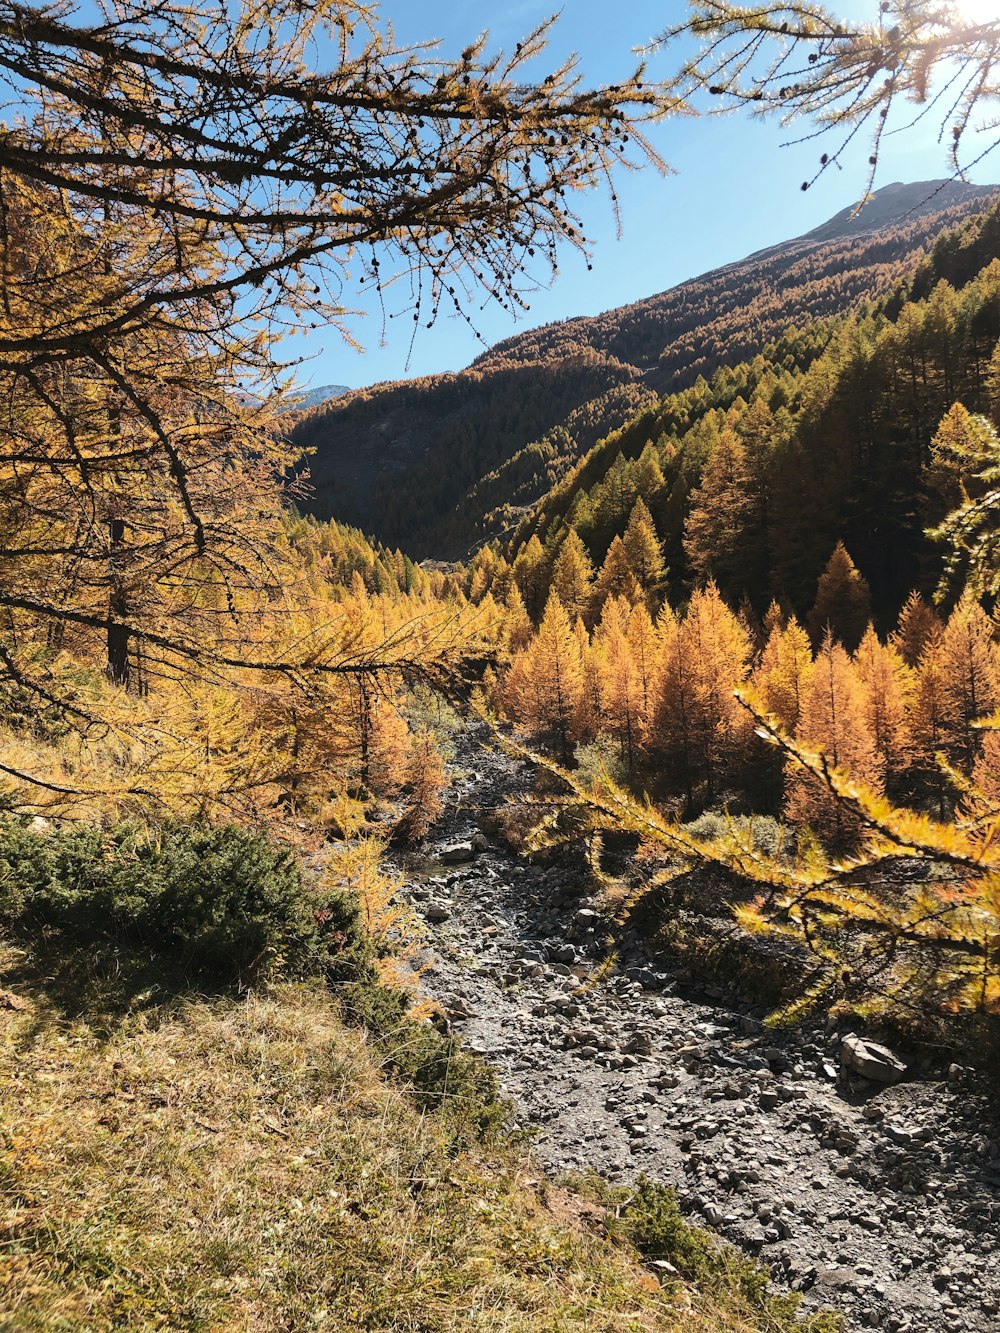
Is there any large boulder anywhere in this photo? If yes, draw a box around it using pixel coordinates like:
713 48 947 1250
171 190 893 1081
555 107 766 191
439 842 476 864
840 1034 908 1083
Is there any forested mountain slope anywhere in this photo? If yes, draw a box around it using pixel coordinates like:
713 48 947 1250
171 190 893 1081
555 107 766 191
502 194 1000 625
291 180 998 557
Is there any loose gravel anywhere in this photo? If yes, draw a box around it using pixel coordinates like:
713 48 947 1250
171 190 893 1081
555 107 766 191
397 727 1000 1333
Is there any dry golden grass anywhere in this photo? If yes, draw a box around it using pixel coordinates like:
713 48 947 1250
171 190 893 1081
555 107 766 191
0 974 674 1332
0 962 836 1332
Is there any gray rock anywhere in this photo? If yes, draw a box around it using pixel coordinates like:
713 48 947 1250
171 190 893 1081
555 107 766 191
841 1035 908 1083
626 967 661 990
624 1033 654 1056
440 842 477 864
425 903 451 922
884 1123 918 1146
551 943 578 965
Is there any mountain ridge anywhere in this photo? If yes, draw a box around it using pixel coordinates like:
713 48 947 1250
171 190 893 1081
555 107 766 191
475 179 994 369
290 179 999 558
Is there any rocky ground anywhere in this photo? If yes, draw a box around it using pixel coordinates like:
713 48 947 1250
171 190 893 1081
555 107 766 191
396 725 1000 1333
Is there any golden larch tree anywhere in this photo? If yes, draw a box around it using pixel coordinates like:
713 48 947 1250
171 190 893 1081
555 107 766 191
938 591 1000 773
892 590 942 668
627 601 661 731
592 535 643 618
551 529 595 624
593 596 643 782
683 427 756 596
647 583 751 811
808 542 872 651
513 536 550 623
753 614 814 734
621 498 667 603
787 633 880 851
504 591 584 764
502 584 535 653
853 625 915 786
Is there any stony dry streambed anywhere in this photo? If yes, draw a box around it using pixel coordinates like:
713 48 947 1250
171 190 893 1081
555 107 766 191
396 726 1000 1333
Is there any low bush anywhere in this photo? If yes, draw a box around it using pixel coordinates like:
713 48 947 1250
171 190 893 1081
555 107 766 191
339 977 512 1143
574 735 630 791
613 1178 842 1332
0 817 513 1142
682 810 794 862
0 818 373 987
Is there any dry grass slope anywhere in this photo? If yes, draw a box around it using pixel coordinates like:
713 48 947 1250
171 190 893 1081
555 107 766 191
0 966 834 1333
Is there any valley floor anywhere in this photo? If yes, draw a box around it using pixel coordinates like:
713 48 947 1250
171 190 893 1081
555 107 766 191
402 725 1000 1333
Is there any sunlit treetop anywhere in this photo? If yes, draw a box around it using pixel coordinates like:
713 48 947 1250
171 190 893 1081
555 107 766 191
657 2 1000 201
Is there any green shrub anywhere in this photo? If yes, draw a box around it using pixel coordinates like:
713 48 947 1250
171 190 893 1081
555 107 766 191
574 736 630 791
614 1179 841 1332
0 819 373 987
0 817 511 1144
339 977 511 1144
682 811 794 861
616 1177 721 1282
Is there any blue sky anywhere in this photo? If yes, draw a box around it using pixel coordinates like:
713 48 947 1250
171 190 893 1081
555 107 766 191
284 1 1000 393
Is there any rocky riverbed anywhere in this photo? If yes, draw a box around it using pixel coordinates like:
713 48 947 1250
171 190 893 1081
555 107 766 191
397 726 1000 1333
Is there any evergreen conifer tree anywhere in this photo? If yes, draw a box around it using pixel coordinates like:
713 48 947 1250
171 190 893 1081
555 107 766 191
808 543 872 651
551 529 595 624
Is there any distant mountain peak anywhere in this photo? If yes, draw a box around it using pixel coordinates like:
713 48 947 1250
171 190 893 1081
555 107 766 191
279 383 350 414
798 178 997 246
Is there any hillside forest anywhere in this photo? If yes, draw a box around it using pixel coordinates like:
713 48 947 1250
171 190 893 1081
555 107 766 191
289 182 1000 558
439 197 1000 1020
4 1 1000 1328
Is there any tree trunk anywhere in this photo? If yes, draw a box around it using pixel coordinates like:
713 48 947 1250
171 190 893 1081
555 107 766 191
107 517 130 687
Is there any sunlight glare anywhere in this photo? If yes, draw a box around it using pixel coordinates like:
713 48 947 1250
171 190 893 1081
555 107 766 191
953 0 997 24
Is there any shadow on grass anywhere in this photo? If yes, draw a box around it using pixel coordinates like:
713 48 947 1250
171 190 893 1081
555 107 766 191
0 929 237 1041
1 925 518 1154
